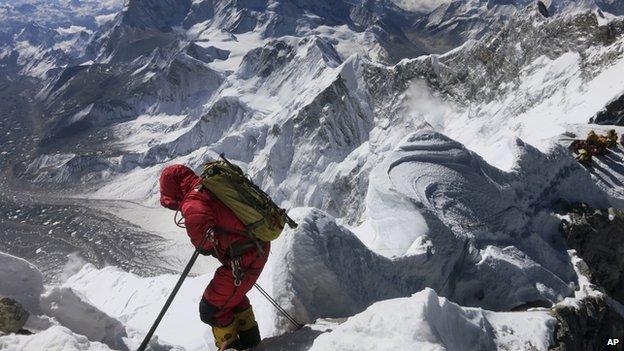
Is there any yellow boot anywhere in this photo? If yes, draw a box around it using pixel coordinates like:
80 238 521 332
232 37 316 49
234 307 261 349
212 321 239 350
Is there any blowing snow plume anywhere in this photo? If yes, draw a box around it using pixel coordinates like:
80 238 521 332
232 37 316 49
404 80 458 131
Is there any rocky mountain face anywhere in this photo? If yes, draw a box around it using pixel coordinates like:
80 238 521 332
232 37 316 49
550 294 624 351
591 93 624 125
561 204 624 304
19 1 624 206
545 203 624 350
596 0 624 16
2 0 621 161
0 0 123 78
0 298 29 336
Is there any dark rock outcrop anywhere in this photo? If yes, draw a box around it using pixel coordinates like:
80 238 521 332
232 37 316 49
561 204 624 304
590 94 624 126
551 203 624 350
0 297 29 335
550 295 624 351
537 1 550 18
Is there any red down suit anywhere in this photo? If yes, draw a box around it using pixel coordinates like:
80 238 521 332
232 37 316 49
159 164 269 327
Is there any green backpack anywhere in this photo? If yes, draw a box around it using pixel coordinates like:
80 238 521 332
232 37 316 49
199 154 298 242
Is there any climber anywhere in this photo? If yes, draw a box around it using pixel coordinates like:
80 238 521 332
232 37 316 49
159 164 267 351
570 129 619 165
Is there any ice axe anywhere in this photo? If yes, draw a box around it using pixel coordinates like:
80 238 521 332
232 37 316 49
137 230 211 351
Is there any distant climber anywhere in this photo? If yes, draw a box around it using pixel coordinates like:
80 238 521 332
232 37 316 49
570 129 619 165
160 164 266 350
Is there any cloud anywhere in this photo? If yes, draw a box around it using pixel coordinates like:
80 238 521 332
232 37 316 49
59 252 88 282
405 79 456 129
391 0 451 13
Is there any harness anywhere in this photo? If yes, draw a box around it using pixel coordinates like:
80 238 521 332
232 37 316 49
208 229 259 287
174 211 263 286
174 193 259 287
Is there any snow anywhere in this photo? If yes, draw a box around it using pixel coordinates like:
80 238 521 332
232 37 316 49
350 130 611 310
0 202 564 350
309 288 555 351
112 114 189 153
56 26 92 35
188 29 267 73
391 0 451 13
3 3 624 351
0 253 176 351
0 326 112 351
95 13 117 26
39 287 129 350
0 252 44 314
60 259 283 350
434 46 624 171
354 156 429 258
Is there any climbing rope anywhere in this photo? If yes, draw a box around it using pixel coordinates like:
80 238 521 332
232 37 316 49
254 282 304 330
169 203 303 334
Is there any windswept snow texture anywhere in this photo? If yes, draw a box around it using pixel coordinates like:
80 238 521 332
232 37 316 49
363 130 610 311
62 264 214 350
265 131 615 327
0 326 112 351
40 287 129 350
309 288 556 351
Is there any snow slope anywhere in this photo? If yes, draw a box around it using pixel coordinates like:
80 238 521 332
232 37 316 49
309 288 555 351
0 326 112 351
0 0 123 78
3 131 624 350
0 252 175 351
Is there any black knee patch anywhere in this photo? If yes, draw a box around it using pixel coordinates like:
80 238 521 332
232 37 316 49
199 299 219 326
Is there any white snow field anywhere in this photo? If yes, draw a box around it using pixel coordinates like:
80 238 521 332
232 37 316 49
309 288 555 351
0 252 175 351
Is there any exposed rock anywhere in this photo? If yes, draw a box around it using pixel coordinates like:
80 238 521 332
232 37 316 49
590 93 624 126
549 295 624 351
538 1 551 18
561 204 624 304
0 298 29 335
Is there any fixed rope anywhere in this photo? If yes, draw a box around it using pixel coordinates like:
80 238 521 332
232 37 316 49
254 283 304 330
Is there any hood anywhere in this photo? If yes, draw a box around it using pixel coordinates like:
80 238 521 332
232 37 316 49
159 164 200 210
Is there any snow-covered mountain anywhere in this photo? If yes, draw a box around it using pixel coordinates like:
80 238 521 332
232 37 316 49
0 0 123 77
2 0 624 350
